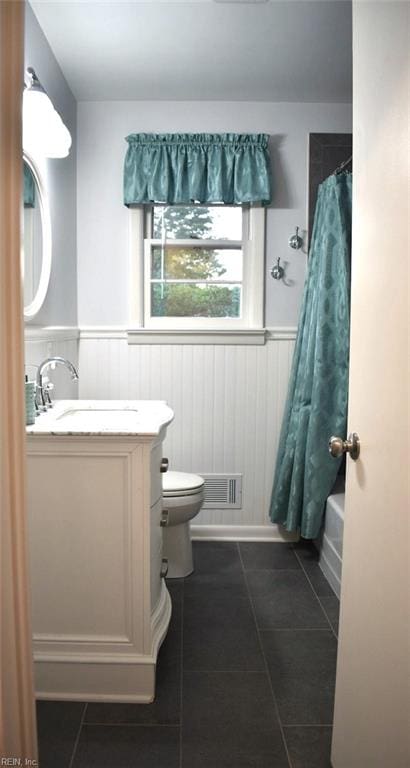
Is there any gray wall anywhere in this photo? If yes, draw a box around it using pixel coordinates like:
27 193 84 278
24 3 352 332
77 101 352 328
24 3 77 327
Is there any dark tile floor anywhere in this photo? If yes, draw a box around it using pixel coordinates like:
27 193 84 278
36 540 339 768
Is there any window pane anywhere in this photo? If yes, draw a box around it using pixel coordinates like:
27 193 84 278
151 246 242 281
153 205 242 240
151 283 241 318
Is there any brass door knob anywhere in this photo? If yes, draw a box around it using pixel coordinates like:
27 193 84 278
329 432 360 461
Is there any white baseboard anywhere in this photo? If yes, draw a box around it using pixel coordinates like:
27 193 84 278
191 524 299 542
33 584 171 702
34 658 156 703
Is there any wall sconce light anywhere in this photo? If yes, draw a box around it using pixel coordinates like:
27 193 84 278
23 67 72 159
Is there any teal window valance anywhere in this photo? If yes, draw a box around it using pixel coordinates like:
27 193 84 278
23 162 36 208
123 133 271 206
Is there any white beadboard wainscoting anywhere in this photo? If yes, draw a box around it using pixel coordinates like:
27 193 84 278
78 328 297 540
24 327 80 399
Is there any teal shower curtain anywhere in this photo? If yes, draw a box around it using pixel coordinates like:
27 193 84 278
270 172 352 539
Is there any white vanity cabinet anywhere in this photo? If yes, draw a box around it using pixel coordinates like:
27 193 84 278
26 400 174 702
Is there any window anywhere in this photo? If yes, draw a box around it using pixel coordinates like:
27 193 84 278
130 204 265 330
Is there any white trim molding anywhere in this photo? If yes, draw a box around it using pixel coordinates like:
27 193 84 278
191 524 299 542
80 327 128 339
266 327 298 341
78 326 297 344
127 328 267 345
25 326 80 342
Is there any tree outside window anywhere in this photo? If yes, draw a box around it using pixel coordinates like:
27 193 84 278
150 205 242 319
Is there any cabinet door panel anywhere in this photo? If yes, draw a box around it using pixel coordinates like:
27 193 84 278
28 453 133 643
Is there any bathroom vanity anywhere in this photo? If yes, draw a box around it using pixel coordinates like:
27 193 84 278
26 400 174 702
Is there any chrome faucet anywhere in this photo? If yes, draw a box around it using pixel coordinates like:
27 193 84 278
36 356 79 411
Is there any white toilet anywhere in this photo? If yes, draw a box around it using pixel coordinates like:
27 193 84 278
162 471 205 578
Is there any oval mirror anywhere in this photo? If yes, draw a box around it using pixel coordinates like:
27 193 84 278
22 154 52 318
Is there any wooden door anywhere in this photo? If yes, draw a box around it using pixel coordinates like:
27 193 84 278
332 2 409 766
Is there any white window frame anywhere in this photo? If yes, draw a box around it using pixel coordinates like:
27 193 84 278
129 204 265 331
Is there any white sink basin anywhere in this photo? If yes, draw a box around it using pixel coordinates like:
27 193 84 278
26 400 174 436
56 407 140 430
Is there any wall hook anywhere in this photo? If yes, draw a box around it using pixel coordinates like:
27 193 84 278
271 257 285 280
289 226 303 250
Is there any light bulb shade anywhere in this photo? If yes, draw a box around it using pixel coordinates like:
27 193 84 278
23 70 72 158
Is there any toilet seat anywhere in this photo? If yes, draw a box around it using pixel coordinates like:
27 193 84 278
161 470 205 578
162 471 204 498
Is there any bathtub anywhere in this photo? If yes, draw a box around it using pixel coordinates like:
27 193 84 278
317 476 345 598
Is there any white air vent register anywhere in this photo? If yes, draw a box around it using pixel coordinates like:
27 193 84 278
200 474 243 509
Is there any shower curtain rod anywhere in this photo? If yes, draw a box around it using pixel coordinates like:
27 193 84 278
334 155 352 175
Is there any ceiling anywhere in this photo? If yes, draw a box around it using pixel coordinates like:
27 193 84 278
30 0 352 103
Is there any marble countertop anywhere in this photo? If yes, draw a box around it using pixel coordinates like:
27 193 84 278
26 400 174 436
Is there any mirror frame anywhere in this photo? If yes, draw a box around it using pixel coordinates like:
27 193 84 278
23 152 52 319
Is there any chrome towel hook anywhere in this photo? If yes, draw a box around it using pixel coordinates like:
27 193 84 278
271 258 285 280
289 226 303 250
